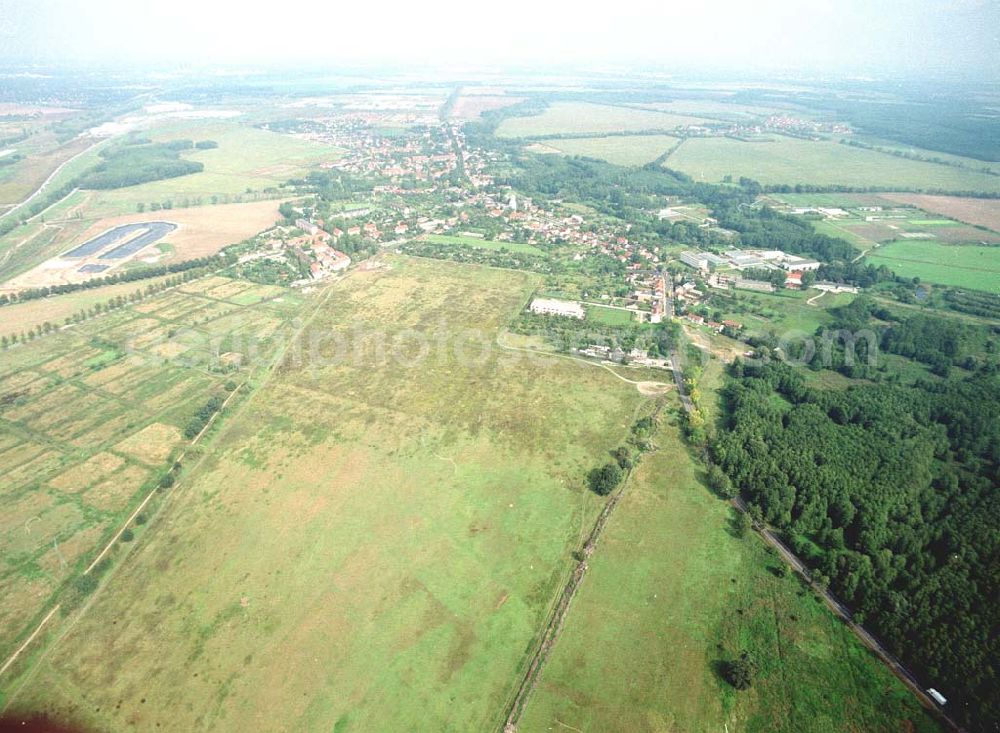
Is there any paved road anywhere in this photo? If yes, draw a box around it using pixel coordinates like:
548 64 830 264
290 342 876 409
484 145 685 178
731 497 964 732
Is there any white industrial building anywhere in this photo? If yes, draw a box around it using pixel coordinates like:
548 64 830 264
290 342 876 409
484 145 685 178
680 251 709 270
778 256 822 272
529 297 586 319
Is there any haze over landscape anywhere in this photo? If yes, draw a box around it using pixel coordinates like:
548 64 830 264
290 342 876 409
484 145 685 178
2 0 999 75
0 2 997 733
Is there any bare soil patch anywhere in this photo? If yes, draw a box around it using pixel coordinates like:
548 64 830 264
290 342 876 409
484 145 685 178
450 95 525 120
4 200 284 291
636 381 671 396
881 193 1000 233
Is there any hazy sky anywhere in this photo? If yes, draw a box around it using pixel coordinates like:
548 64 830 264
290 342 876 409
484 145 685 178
0 0 997 76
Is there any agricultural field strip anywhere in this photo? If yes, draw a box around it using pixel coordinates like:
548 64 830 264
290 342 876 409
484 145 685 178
83 377 246 576
623 102 737 123
3 290 273 373
866 249 1000 273
1 371 192 478
0 283 285 496
67 288 290 370
0 281 297 669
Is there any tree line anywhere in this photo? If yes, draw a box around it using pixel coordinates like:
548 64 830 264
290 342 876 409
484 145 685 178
0 254 228 307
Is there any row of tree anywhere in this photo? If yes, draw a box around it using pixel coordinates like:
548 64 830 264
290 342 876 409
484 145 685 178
0 255 226 306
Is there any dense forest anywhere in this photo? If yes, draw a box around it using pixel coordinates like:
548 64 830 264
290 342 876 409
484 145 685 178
79 139 204 189
817 297 999 377
713 361 1000 731
734 88 1000 162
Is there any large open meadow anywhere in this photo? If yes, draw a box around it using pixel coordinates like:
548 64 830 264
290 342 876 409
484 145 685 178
542 134 680 166
497 102 711 138
82 121 343 217
867 240 1000 291
664 137 1000 192
3 257 655 732
519 413 940 733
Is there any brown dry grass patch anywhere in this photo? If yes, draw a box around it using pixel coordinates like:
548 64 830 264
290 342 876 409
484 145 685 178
49 452 126 493
84 463 151 511
0 575 55 657
113 422 183 465
881 193 1000 232
37 524 106 578
68 412 137 450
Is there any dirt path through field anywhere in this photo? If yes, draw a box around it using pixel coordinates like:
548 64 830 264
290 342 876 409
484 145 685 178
498 398 669 732
495 332 671 393
0 141 102 222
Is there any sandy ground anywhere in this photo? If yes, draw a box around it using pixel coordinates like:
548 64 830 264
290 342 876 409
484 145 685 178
881 193 1000 233
450 95 525 120
0 104 79 116
3 200 283 292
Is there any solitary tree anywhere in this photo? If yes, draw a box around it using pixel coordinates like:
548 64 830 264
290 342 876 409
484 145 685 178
588 463 623 496
724 651 757 690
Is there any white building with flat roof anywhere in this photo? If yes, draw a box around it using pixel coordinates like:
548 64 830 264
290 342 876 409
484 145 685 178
529 297 585 319
680 251 709 270
778 256 822 272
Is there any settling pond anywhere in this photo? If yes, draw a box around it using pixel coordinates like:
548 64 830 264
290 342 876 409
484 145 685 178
64 221 178 260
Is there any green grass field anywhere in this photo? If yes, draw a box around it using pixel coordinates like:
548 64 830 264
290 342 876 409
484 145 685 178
0 134 103 211
543 135 680 166
851 135 1000 176
585 304 636 325
719 289 834 338
82 122 343 217
867 240 1000 292
665 137 1000 192
3 257 653 731
627 100 789 120
519 413 940 733
422 233 545 256
497 102 711 138
768 193 890 208
810 219 876 250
